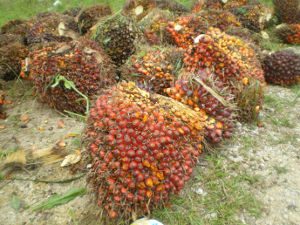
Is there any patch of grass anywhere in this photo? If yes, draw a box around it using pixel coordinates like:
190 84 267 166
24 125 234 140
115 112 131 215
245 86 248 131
269 117 295 128
153 155 262 225
273 165 288 175
0 0 191 26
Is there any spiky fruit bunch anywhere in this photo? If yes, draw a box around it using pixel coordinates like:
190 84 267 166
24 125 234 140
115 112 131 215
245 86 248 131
274 0 300 24
276 24 300 45
78 5 112 34
24 39 116 114
138 9 174 45
230 3 272 31
0 19 33 38
166 11 241 49
93 14 139 66
0 90 7 119
85 82 205 221
262 49 300 86
184 28 265 90
191 0 205 13
121 46 183 94
165 70 235 143
26 12 79 46
0 42 28 80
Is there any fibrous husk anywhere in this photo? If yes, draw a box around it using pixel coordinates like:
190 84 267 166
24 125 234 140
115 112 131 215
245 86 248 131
262 49 300 86
166 10 241 49
0 42 28 80
121 45 184 94
24 38 116 114
77 5 112 34
276 23 300 45
165 70 236 143
138 8 175 45
26 12 80 46
93 13 139 66
85 81 205 222
274 0 300 24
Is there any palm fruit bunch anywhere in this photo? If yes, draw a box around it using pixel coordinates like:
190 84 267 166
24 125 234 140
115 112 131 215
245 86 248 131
276 24 300 45
274 0 300 24
0 19 33 40
23 38 116 114
166 11 241 49
121 46 183 94
0 41 28 80
183 28 265 90
85 81 205 221
183 28 265 122
26 12 79 47
230 3 272 32
78 5 112 34
165 70 236 143
93 13 139 66
262 49 300 86
138 9 175 45
0 90 7 119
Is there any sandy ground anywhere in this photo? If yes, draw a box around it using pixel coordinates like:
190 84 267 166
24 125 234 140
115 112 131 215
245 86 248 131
0 81 299 225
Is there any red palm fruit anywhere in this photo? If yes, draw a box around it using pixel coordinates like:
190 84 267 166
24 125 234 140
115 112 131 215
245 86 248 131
262 49 300 86
23 38 116 114
276 24 300 45
85 82 206 221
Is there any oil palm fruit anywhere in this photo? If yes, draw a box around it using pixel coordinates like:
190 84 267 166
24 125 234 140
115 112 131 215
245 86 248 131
166 10 241 49
274 0 300 24
93 13 139 66
121 45 184 94
23 38 116 114
63 7 82 17
0 19 33 40
183 28 265 122
230 3 272 32
26 12 79 47
138 9 175 45
78 5 112 34
0 42 28 80
263 49 300 86
85 81 205 222
165 70 236 143
276 24 300 45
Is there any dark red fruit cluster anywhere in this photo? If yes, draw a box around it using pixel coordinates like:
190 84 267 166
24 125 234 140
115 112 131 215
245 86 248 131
23 38 116 114
263 50 300 86
85 82 205 220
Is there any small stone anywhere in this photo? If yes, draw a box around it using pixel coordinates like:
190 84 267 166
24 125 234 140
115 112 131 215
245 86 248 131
20 124 27 128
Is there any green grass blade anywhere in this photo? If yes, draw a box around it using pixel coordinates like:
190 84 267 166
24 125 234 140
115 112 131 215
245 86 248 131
31 187 87 211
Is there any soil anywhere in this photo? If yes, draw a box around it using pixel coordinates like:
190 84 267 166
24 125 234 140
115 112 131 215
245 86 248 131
0 80 299 225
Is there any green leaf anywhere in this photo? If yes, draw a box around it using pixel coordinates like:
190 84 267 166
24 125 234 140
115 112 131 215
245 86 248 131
10 194 21 211
31 187 86 211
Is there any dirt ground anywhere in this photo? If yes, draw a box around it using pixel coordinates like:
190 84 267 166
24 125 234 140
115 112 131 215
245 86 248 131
0 80 299 225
